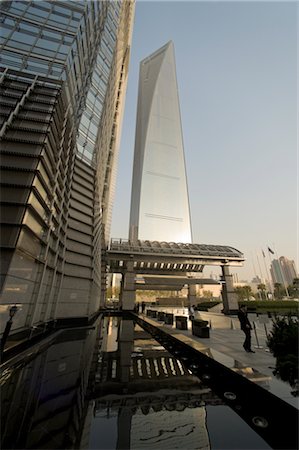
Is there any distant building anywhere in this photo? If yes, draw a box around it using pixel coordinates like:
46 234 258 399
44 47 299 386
251 276 262 284
196 284 222 299
270 257 298 286
249 276 262 294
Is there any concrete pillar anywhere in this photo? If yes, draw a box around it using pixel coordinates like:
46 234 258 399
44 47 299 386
221 265 239 314
100 264 107 309
188 284 197 305
116 408 133 449
118 320 134 383
119 275 123 308
120 262 135 310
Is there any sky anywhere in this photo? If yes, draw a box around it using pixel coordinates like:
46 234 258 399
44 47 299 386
110 0 298 282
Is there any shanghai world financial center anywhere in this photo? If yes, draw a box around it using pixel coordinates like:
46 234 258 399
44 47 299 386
0 1 135 335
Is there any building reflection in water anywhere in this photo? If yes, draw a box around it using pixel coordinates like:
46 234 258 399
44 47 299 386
1 327 96 449
1 316 272 450
85 316 221 450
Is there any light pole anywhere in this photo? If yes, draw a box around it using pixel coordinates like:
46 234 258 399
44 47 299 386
1 305 18 357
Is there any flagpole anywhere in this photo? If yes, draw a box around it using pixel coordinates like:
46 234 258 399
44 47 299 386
256 253 268 298
256 252 265 284
271 244 290 299
262 249 273 298
251 252 262 300
267 247 275 300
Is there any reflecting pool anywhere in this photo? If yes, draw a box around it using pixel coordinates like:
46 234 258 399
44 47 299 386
0 315 283 449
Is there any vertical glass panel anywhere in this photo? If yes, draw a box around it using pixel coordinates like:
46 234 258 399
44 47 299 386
23 210 46 239
28 192 48 220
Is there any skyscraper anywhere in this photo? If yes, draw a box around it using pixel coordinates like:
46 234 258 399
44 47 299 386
270 256 298 287
0 1 135 335
129 41 192 243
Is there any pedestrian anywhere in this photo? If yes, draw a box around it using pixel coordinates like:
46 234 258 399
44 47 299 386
237 305 255 353
141 301 146 314
188 304 195 321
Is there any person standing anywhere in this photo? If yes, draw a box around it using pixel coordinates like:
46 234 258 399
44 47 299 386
188 304 195 321
237 305 255 353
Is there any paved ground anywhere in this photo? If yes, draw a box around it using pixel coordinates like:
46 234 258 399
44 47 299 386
142 308 277 377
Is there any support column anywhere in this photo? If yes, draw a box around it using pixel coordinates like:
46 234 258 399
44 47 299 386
116 408 133 449
100 263 107 309
188 284 197 305
220 265 239 314
118 320 134 382
120 262 136 310
119 275 124 308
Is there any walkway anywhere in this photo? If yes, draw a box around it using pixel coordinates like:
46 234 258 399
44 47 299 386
188 310 275 377
139 307 298 409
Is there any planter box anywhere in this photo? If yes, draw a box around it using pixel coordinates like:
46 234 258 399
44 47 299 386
175 316 188 330
192 320 210 338
164 313 174 325
157 311 166 321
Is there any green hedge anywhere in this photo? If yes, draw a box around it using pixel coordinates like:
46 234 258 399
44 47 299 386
193 300 298 313
238 300 299 313
195 301 222 311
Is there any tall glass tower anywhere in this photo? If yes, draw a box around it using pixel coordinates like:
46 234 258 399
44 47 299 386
0 1 135 335
129 41 192 244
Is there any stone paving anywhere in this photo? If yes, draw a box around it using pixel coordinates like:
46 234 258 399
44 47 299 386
143 307 277 377
140 308 299 409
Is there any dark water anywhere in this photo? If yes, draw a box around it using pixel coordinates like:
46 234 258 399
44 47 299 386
1 316 272 449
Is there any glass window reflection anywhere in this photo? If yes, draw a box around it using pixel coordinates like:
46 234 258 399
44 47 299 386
23 211 45 238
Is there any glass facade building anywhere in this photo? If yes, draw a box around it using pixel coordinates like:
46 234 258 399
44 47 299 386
129 41 192 244
270 256 298 287
0 1 135 335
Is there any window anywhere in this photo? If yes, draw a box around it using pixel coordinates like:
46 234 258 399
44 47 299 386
36 38 60 51
23 210 45 238
11 30 37 45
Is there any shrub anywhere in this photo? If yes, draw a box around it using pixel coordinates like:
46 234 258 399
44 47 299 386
195 301 221 311
238 300 299 314
267 316 298 394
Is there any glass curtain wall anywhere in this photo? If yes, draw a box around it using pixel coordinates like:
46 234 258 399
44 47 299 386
0 0 135 334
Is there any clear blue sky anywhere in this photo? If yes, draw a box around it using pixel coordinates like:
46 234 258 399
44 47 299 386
111 0 298 282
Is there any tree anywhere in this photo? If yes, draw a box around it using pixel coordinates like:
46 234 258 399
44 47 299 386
267 316 298 395
274 283 285 300
106 286 120 299
288 278 299 299
257 283 267 300
234 285 253 301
